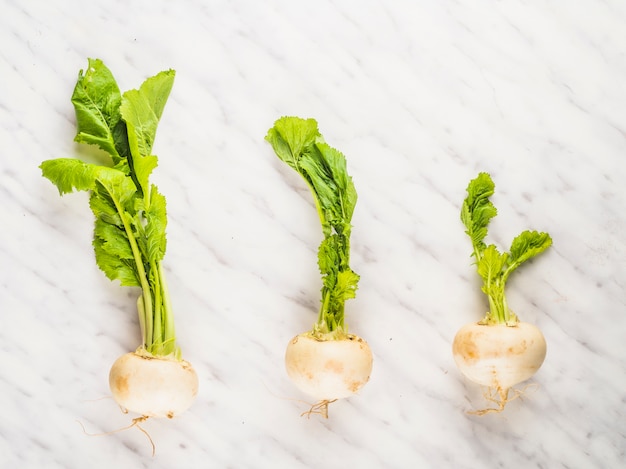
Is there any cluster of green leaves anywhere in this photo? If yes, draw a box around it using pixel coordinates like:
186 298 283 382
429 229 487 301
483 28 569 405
461 172 552 324
266 117 359 338
41 59 179 358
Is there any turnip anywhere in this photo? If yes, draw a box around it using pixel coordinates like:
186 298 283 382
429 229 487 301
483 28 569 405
454 172 552 414
266 117 373 418
40 59 198 430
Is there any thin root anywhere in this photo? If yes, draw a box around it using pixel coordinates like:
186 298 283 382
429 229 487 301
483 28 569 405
76 415 156 456
300 399 338 419
468 383 538 416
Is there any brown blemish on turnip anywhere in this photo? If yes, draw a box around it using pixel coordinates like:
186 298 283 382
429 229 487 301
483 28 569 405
507 339 528 354
324 359 344 373
114 375 129 399
346 379 365 393
453 332 479 362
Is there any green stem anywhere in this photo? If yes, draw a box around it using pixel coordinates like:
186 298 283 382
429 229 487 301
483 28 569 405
150 259 163 354
317 289 331 330
315 231 351 335
136 295 146 347
113 199 153 348
473 246 483 264
484 278 515 324
502 291 510 322
126 150 144 199
158 262 178 357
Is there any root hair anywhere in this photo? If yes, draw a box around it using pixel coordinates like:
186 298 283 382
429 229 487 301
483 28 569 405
301 399 338 419
76 415 156 456
469 383 539 416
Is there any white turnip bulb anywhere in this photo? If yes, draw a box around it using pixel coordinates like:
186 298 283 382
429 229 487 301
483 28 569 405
109 352 199 419
285 333 373 402
452 321 546 412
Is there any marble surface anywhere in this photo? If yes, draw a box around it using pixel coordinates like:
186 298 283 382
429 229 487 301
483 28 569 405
1 0 625 467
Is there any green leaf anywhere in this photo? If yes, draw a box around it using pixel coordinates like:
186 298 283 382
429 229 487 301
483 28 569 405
461 172 497 252
460 172 553 324
40 158 99 194
144 186 168 262
334 269 360 302
300 142 358 231
71 58 128 163
300 150 337 227
477 244 508 284
476 244 509 322
93 235 140 286
120 69 174 195
94 218 134 260
41 59 181 357
89 191 122 226
90 176 142 286
41 158 136 202
317 236 340 277
41 157 143 285
316 142 357 224
92 170 138 210
508 230 553 268
267 116 360 334
265 117 357 233
265 116 320 170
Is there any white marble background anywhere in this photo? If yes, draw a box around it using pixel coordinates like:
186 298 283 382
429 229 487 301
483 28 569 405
1 0 625 467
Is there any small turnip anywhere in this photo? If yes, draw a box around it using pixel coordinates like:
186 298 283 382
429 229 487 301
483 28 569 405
266 117 372 417
285 333 373 403
41 59 198 447
453 321 547 411
455 173 552 413
109 351 198 419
